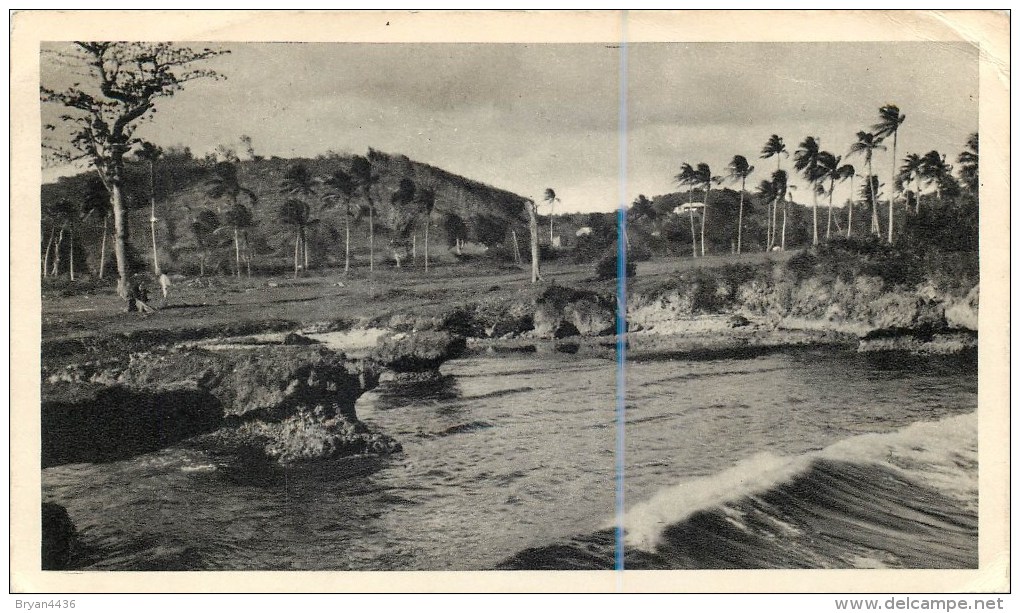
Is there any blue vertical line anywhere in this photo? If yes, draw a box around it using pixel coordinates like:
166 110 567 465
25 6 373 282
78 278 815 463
615 10 628 577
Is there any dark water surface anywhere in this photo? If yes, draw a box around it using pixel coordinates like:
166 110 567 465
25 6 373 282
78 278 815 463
42 348 977 570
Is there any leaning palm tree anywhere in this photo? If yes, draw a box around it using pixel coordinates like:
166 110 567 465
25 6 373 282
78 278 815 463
137 142 163 276
872 105 906 242
694 163 721 256
794 136 824 245
957 133 979 195
322 168 359 273
726 155 755 254
543 188 560 245
675 163 699 257
847 131 886 237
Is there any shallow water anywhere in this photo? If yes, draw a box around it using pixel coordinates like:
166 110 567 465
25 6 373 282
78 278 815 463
42 347 977 570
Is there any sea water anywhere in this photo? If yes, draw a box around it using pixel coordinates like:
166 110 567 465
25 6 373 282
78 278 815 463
41 347 977 570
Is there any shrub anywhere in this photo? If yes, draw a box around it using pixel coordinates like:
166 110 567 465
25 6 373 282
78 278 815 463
595 249 637 281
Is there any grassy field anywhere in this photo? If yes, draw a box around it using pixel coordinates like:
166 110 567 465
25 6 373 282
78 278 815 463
41 250 792 343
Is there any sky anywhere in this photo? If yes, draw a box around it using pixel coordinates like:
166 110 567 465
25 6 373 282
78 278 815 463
41 41 978 214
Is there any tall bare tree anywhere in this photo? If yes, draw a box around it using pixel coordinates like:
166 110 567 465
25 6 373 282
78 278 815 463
136 142 163 275
41 42 227 298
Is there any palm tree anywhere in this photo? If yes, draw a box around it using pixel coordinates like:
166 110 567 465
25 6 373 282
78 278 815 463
794 136 823 245
206 161 257 277
137 142 163 276
772 170 789 250
322 168 358 273
280 163 318 271
755 178 777 250
416 186 437 272
390 177 417 262
526 198 541 283
898 153 925 213
811 148 852 240
186 207 219 277
543 188 560 245
847 131 886 237
278 198 312 278
222 203 255 279
872 104 906 243
675 163 699 257
694 163 721 256
725 155 755 254
77 175 111 279
350 155 380 272
957 133 978 195
921 150 953 205
759 135 788 246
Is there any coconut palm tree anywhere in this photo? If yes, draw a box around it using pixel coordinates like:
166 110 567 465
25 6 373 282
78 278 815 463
872 105 906 243
694 163 721 256
848 131 886 237
221 203 255 279
322 168 359 273
760 135 788 246
921 150 953 205
794 137 825 245
543 188 560 245
815 151 845 240
278 198 312 278
726 155 755 254
898 153 925 213
350 155 380 272
675 163 699 257
772 170 789 250
206 161 257 276
390 177 417 262
957 133 978 195
416 186 438 272
136 142 163 276
526 198 541 283
755 178 777 250
280 163 318 271
185 206 219 277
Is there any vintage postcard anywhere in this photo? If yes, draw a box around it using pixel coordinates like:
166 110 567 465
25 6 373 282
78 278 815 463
10 10 1010 594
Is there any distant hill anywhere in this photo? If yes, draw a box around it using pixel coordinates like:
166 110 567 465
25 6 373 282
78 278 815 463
40 148 535 276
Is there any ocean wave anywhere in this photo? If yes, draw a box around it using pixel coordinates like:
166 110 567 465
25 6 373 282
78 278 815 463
498 411 977 570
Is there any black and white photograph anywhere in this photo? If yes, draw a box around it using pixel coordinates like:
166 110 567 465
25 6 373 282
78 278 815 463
12 9 1009 594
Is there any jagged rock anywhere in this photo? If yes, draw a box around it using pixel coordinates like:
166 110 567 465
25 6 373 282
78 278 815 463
728 314 751 328
564 299 616 336
42 503 78 570
282 332 319 345
945 284 979 331
236 408 402 464
371 331 466 372
114 346 368 421
869 294 947 331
